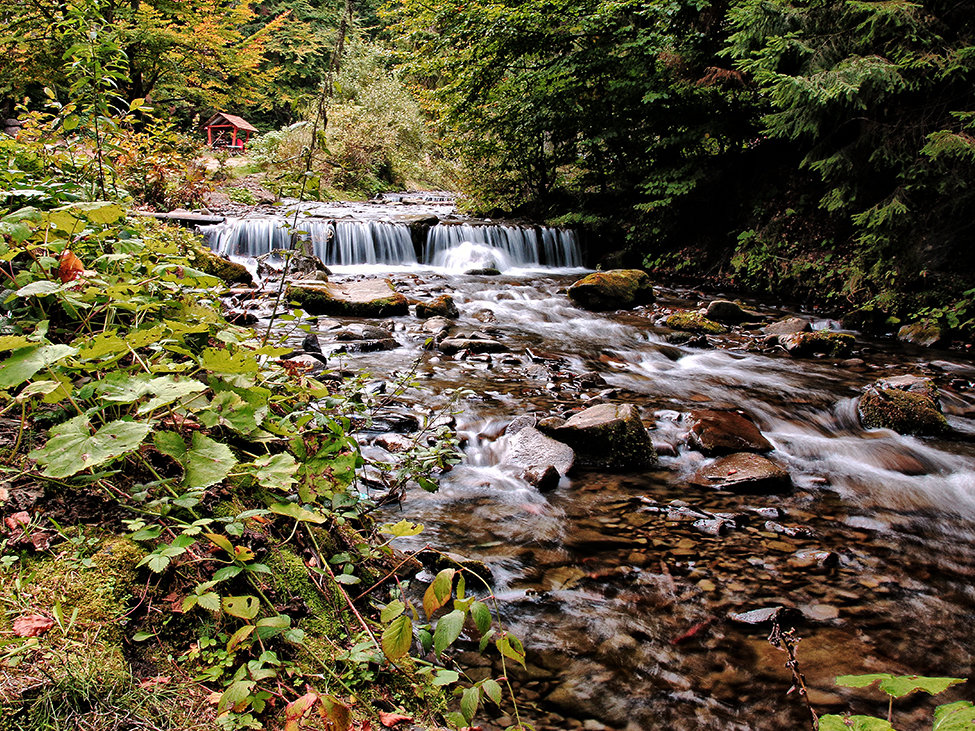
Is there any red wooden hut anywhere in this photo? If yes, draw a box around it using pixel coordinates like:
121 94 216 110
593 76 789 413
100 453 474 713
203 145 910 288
202 113 258 152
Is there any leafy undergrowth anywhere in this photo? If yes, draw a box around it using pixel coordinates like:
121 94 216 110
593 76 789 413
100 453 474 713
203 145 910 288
0 201 527 730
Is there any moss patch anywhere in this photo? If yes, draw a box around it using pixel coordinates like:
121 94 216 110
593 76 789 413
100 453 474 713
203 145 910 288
194 247 254 286
286 281 409 317
781 331 854 357
665 311 726 334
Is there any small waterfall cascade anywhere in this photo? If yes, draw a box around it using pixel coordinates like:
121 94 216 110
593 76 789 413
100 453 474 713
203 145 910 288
204 218 417 265
204 217 582 269
423 223 582 268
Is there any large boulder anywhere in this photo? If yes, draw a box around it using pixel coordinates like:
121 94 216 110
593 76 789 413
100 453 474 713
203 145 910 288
780 331 854 357
857 375 949 435
897 322 948 348
664 311 726 334
688 453 792 494
552 404 657 470
567 270 656 311
285 279 409 317
438 338 508 355
688 410 773 455
505 426 575 477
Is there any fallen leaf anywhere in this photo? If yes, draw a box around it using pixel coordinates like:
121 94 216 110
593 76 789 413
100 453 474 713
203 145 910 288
285 691 319 731
5 511 30 531
0 486 8 503
138 675 171 689
13 614 55 637
379 711 413 728
29 531 53 551
58 250 84 283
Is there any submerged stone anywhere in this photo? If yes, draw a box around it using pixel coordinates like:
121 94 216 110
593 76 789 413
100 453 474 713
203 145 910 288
664 311 726 334
567 269 656 311
688 452 792 494
552 403 657 470
285 279 409 317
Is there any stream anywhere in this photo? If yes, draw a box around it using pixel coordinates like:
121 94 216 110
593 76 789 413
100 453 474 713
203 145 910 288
205 204 975 730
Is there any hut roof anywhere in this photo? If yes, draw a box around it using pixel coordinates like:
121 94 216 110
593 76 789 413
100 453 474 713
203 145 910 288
202 113 259 134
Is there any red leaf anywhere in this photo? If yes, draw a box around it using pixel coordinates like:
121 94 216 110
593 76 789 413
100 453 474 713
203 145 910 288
4 511 30 531
379 711 413 728
58 250 84 283
13 614 55 637
285 691 319 731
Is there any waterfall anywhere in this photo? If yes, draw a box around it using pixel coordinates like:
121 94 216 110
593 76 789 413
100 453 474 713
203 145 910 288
423 224 582 268
203 217 583 269
203 218 417 265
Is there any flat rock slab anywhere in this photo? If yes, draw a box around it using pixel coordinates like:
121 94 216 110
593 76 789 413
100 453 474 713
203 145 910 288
286 279 409 317
688 452 792 494
688 409 773 455
553 403 657 470
505 426 575 476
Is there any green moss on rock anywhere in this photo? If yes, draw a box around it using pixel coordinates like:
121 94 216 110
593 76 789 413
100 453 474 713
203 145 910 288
567 269 656 311
286 281 410 317
665 311 726 334
195 247 254 286
858 383 950 435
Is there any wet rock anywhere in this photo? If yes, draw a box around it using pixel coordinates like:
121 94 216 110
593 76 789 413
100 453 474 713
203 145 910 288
506 415 537 435
438 338 508 355
280 353 326 375
763 317 811 337
857 376 949 435
840 358 867 371
373 433 414 453
787 550 840 571
897 321 948 348
687 409 773 455
522 464 561 492
780 331 854 357
335 324 391 341
693 518 732 536
365 409 420 434
688 453 792 494
706 300 756 324
464 267 501 276
415 294 459 319
763 521 814 538
552 404 657 470
664 311 726 334
537 416 567 435
506 426 575 476
255 250 330 280
471 308 498 323
567 269 656 311
665 331 709 347
339 338 398 353
302 333 323 353
286 279 409 317
226 309 258 326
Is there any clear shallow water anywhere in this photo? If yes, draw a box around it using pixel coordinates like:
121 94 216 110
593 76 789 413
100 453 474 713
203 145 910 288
252 265 975 730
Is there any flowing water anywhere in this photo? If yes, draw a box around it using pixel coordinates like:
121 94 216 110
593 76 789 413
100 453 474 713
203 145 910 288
213 214 975 730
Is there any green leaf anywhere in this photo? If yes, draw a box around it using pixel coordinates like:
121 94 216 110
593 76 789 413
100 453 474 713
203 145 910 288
0 344 78 389
251 453 299 490
381 600 406 624
817 716 894 731
222 595 260 620
334 573 360 585
65 201 125 225
470 601 492 635
31 416 151 478
212 565 243 582
217 679 255 714
268 502 327 524
423 568 455 619
381 614 413 660
140 553 172 573
199 348 257 374
227 625 255 651
0 335 32 353
137 376 208 414
433 609 465 656
933 701 975 730
153 431 186 461
196 592 221 611
76 332 127 360
496 633 526 668
432 669 459 686
379 519 424 537
132 631 155 642
835 674 965 698
185 432 235 489
460 685 479 723
15 280 63 298
481 678 502 705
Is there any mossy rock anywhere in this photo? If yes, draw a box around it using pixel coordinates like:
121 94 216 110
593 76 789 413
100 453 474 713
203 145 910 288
195 247 254 286
567 269 656 311
416 294 459 319
286 279 409 317
781 330 854 357
552 403 657 470
858 380 950 435
897 322 948 348
664 311 726 334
